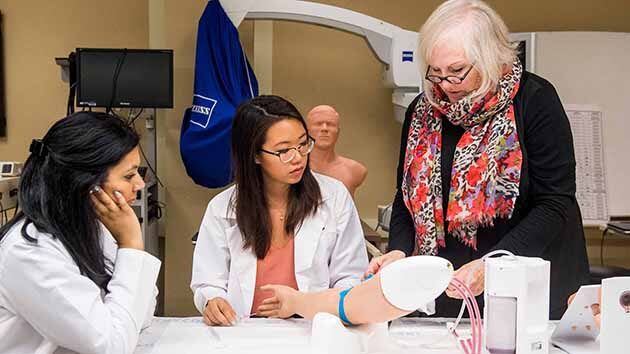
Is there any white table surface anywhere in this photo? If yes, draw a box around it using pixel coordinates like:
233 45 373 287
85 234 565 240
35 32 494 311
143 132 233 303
135 317 569 354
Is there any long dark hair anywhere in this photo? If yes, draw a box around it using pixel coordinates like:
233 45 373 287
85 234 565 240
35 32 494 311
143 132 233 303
231 95 321 259
0 112 139 290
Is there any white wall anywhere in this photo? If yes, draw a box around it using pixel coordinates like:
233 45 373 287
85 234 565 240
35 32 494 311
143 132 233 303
536 32 630 217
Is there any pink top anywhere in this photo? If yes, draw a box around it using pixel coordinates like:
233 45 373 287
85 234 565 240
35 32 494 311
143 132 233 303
250 237 299 315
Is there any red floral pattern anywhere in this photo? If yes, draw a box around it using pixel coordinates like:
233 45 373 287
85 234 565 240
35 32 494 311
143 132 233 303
402 61 523 255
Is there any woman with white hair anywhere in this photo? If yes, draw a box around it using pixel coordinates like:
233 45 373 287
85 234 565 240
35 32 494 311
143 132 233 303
366 0 588 319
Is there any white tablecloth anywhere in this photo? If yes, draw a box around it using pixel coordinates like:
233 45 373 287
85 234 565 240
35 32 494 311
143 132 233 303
135 317 569 354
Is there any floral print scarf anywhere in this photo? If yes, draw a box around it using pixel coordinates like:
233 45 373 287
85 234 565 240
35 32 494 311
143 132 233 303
402 60 523 255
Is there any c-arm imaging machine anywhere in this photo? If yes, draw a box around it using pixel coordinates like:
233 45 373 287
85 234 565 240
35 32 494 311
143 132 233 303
219 0 422 123
218 0 534 124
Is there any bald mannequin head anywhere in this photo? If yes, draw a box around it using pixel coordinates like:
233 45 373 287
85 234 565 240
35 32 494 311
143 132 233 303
306 105 340 150
306 105 367 196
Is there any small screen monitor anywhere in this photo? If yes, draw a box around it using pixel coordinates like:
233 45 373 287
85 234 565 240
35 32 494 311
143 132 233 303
76 48 173 108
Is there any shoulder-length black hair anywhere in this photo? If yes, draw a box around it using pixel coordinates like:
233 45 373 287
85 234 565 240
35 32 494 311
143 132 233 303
0 112 140 290
231 95 321 259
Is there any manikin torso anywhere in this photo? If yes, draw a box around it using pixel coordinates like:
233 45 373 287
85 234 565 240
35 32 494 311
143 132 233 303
306 105 367 197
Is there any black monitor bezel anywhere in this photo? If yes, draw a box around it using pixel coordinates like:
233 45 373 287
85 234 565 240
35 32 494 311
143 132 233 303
75 47 173 108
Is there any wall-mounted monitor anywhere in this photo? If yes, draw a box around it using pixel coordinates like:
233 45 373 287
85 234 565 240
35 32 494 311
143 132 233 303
76 48 173 108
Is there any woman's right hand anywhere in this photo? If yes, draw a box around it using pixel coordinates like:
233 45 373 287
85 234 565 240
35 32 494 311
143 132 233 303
90 186 143 250
363 250 406 279
259 285 300 319
204 297 238 326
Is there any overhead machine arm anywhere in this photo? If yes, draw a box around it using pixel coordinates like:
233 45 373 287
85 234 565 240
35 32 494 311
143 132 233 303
219 0 422 122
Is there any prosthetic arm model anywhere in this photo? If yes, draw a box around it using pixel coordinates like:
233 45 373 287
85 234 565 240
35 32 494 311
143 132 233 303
263 256 452 323
262 255 486 354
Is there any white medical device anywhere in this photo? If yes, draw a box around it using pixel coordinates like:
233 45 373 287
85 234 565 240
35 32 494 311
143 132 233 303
551 284 600 354
0 176 19 210
484 255 550 354
601 276 630 354
0 161 23 177
310 256 454 354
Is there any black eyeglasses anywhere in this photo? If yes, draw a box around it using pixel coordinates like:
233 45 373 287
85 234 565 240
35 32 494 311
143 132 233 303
425 63 475 84
260 136 315 163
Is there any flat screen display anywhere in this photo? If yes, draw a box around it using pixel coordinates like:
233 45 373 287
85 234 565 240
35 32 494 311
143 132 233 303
76 48 173 108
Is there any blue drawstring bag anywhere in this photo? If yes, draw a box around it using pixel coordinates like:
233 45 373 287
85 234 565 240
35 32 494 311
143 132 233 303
180 0 258 188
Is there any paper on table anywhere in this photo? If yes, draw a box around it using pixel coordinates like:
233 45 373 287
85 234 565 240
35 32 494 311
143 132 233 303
137 317 311 354
212 319 311 352
552 338 599 354
135 317 217 354
234 317 311 328
388 318 464 350
149 326 222 354
135 319 170 354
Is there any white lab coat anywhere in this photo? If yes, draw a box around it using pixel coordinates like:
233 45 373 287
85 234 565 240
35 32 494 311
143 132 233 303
191 173 369 317
0 220 161 354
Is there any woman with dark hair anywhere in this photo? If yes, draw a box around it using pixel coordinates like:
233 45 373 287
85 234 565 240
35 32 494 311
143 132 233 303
191 95 368 326
0 112 160 354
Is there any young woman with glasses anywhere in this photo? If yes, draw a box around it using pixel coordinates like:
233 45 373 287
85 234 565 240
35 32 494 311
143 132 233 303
366 0 588 320
191 95 368 326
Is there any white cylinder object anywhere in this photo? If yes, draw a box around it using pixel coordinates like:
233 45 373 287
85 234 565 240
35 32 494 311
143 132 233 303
486 296 517 354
